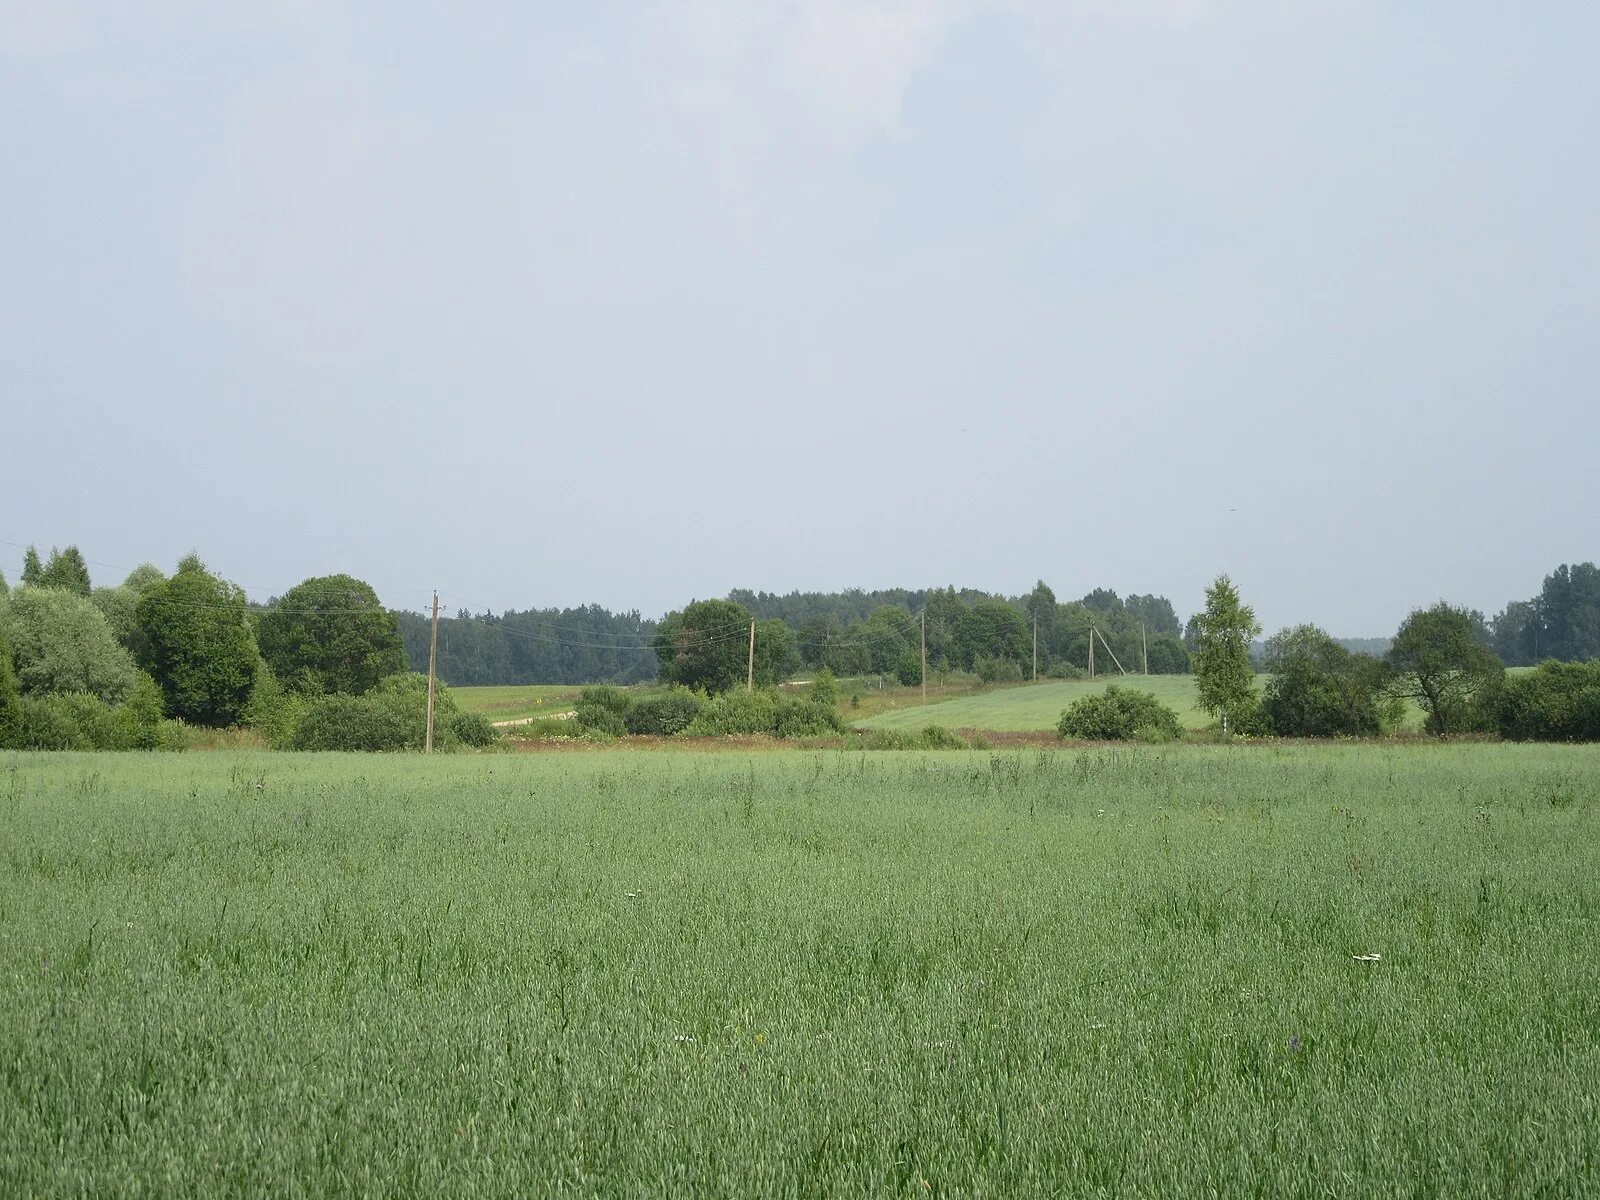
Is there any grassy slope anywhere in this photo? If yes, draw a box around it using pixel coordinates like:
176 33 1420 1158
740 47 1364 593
857 675 1211 731
2 746 1596 1195
450 683 586 721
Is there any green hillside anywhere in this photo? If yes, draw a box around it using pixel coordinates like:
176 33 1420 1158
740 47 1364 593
856 676 1210 732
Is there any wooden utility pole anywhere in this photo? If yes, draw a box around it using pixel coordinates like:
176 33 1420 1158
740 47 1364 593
424 590 440 754
747 620 756 692
1032 615 1038 682
1088 624 1095 678
920 612 927 705
1142 622 1149 675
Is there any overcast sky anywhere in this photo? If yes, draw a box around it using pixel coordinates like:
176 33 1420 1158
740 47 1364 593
3 1 1596 635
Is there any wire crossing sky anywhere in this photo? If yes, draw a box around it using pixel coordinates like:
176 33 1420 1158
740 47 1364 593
3 2 1596 635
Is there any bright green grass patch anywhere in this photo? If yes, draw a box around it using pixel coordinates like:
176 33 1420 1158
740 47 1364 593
2 746 1598 1196
858 675 1212 732
450 683 586 721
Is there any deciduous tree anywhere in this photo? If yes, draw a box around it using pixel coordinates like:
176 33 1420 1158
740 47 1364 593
1387 604 1504 734
655 599 754 694
135 556 262 726
1191 575 1261 731
4 586 136 702
257 574 407 696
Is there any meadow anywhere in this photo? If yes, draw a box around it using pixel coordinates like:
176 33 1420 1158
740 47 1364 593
3 744 1598 1196
855 675 1213 732
451 684 584 724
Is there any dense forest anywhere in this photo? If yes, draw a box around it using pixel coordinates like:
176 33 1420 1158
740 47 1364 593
394 562 1600 686
402 581 1193 685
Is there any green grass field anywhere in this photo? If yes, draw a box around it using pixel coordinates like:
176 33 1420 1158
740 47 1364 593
450 684 586 723
857 675 1212 732
3 745 1598 1195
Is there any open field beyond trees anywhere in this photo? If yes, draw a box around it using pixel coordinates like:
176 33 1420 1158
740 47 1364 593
855 676 1213 733
3 744 1598 1196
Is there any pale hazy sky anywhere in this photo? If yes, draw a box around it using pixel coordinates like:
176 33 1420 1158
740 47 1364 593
3 1 1596 635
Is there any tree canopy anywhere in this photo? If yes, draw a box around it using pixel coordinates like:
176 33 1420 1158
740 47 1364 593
655 599 756 694
1261 625 1390 737
1191 575 1261 730
135 558 261 726
257 574 407 696
3 585 136 703
1388 604 1505 734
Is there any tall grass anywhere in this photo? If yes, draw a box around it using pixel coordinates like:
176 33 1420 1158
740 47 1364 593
2 744 1597 1196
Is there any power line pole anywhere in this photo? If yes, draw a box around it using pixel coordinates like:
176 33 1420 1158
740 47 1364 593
920 612 927 705
747 620 756 692
1142 622 1149 675
1032 614 1038 682
1088 623 1095 678
424 590 440 754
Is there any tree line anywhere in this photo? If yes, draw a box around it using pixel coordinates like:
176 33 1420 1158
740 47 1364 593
0 547 491 751
1146 575 1600 743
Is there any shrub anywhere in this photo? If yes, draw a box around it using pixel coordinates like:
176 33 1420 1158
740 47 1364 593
684 689 778 736
895 653 922 687
809 668 840 708
18 693 122 750
291 673 462 752
1495 661 1600 742
451 710 500 748
242 663 306 750
113 672 169 750
625 688 703 735
1058 685 1183 742
576 686 633 733
774 695 844 738
1261 626 1389 738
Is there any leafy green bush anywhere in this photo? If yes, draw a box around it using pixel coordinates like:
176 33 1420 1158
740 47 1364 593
684 689 778 736
18 693 121 750
808 669 840 708
624 688 703 735
895 653 922 687
1058 685 1183 742
1261 626 1390 737
292 673 461 752
113 672 169 750
774 695 844 738
575 686 633 734
451 710 500 748
242 664 306 749
1494 661 1600 741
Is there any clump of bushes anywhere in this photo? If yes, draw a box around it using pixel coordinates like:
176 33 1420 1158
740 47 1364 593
624 687 703 735
1494 661 1600 742
1057 685 1183 742
684 689 778 736
10 676 183 751
574 686 633 736
291 673 494 752
774 694 844 738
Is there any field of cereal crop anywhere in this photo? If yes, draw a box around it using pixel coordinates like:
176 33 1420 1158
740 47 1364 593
3 744 1597 1196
